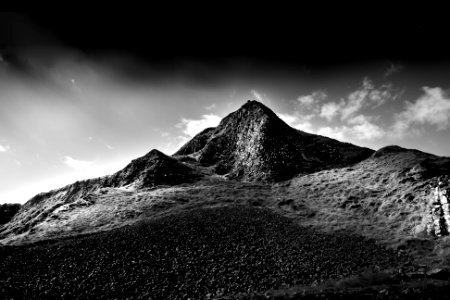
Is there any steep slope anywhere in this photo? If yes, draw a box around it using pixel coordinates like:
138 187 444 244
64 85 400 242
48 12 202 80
0 150 203 242
174 127 215 156
175 100 373 181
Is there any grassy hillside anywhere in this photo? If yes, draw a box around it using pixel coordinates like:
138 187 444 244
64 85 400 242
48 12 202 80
2 146 450 271
274 146 450 269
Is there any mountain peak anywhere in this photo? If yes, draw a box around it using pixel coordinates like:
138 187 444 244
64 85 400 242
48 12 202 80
143 149 166 159
108 149 202 188
241 99 269 109
174 100 279 158
236 100 279 120
175 100 373 181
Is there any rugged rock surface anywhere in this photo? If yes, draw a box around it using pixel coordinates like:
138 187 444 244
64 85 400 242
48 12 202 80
105 149 202 188
174 127 215 156
0 206 410 299
176 100 373 181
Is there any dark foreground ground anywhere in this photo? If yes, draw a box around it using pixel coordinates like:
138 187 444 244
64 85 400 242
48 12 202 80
0 206 448 299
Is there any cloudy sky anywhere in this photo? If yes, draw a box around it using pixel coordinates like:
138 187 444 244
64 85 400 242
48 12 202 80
1 12 449 204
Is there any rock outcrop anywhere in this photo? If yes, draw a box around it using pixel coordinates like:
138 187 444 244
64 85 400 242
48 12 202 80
106 149 202 188
174 127 215 156
176 100 374 181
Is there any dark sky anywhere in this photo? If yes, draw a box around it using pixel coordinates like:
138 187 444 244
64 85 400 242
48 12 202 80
1 11 450 204
3 11 449 66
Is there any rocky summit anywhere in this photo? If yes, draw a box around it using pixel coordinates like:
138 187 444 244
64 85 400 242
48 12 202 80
175 100 373 181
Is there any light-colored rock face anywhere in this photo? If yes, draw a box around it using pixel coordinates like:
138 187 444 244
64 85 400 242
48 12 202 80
233 116 268 180
425 179 450 237
216 105 273 181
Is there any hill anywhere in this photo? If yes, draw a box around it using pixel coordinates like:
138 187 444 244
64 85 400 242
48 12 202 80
1 100 450 299
1 100 374 244
175 100 373 181
0 150 203 242
276 145 450 268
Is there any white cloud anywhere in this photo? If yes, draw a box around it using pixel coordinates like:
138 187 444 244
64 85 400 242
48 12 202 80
367 84 398 107
392 87 450 136
161 132 169 137
319 78 397 121
0 144 10 152
347 115 385 140
297 91 327 108
316 126 345 141
278 113 314 132
320 101 343 121
251 89 264 103
317 115 385 141
341 78 376 119
64 156 95 170
278 113 298 125
177 114 221 137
